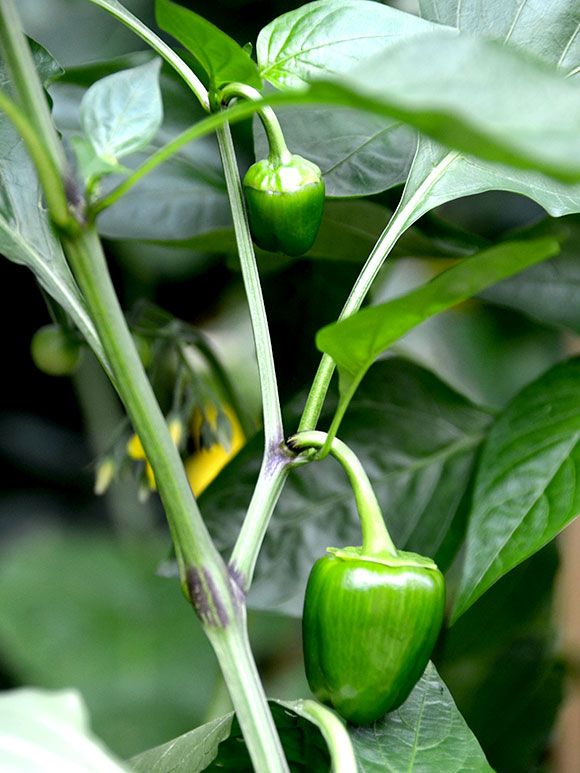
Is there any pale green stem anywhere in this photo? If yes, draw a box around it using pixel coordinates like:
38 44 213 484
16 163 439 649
86 0 209 110
0 0 68 175
299 700 358 773
208 620 290 772
230 452 292 591
62 228 226 578
215 122 283 450
91 99 259 216
221 82 292 165
0 91 75 232
288 430 396 556
298 151 460 452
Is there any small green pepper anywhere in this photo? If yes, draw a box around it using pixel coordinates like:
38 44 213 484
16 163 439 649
243 154 325 257
302 546 445 725
30 324 82 376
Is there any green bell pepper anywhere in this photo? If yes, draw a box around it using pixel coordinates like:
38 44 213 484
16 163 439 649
288 430 445 726
243 154 325 257
303 546 445 725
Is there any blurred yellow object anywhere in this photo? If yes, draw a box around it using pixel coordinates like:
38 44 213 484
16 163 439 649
186 407 245 497
126 417 185 491
126 433 146 460
94 457 115 496
125 410 244 496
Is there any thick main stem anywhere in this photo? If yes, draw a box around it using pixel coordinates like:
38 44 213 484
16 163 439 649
62 229 223 575
208 619 290 772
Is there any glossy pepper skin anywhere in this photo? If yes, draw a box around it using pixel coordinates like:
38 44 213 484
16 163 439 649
303 548 445 725
243 154 325 257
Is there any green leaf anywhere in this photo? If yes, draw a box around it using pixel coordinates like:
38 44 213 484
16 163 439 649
452 357 580 621
420 0 580 78
258 0 436 90
316 237 560 429
197 359 492 616
256 0 431 195
252 105 416 197
0 530 218 758
0 42 108 370
80 58 163 162
399 0 580 234
0 689 128 772
350 662 493 772
129 713 234 772
306 28 580 183
129 701 331 772
439 546 564 773
155 0 261 90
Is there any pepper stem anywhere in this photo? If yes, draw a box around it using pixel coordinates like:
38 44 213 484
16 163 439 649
220 82 292 166
287 430 397 557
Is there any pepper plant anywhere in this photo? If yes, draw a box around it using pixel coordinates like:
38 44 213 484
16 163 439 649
1 0 579 770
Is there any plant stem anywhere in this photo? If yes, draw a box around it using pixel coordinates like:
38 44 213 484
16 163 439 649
221 83 292 165
0 0 79 232
288 430 396 556
64 227 289 770
230 451 292 591
298 151 460 440
208 620 290 772
62 228 225 577
91 99 259 216
298 700 358 773
87 0 209 110
215 122 283 451
0 0 68 175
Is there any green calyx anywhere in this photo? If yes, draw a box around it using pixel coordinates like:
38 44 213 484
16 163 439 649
326 545 439 570
243 154 325 257
303 549 445 725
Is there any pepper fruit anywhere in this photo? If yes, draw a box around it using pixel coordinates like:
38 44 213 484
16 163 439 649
289 430 445 726
30 324 82 376
303 545 445 725
243 154 325 257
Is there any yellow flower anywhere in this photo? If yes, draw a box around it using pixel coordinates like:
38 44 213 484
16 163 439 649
126 417 185 491
185 406 245 497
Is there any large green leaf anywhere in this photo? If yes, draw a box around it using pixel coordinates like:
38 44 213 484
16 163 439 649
0 530 218 758
452 358 580 620
0 689 128 772
155 0 261 90
256 1 431 195
350 662 492 772
0 43 107 367
197 359 492 616
420 0 580 79
399 0 580 235
316 237 559 431
258 0 434 90
80 58 163 161
259 13 580 183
